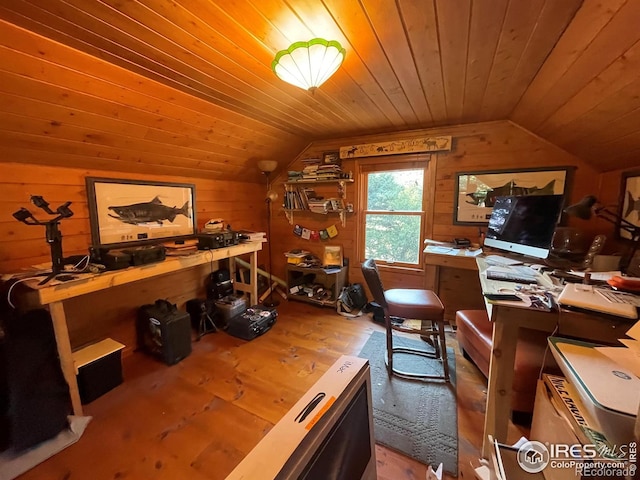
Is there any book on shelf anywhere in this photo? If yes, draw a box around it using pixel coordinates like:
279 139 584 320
285 190 305 209
542 374 619 458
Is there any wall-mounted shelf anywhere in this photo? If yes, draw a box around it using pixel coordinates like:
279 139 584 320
283 179 354 227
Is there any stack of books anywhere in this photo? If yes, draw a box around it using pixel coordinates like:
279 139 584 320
288 161 349 182
162 239 199 256
285 249 310 264
315 164 341 180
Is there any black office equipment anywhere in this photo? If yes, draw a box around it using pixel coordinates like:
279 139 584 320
484 195 564 259
137 300 192 365
74 338 124 404
226 306 277 341
207 268 234 300
12 195 74 285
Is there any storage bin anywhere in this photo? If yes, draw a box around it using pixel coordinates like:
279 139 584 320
215 296 247 323
73 338 124 404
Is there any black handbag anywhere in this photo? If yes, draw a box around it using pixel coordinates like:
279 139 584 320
336 283 368 317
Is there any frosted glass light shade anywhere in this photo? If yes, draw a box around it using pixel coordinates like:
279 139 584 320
272 38 345 92
257 160 278 173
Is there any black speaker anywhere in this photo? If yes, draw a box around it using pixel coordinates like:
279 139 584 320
137 300 192 365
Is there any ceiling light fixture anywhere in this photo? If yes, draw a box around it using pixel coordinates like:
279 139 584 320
272 38 345 93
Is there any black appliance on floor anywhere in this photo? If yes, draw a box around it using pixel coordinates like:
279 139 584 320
226 305 277 341
137 299 192 365
207 268 234 300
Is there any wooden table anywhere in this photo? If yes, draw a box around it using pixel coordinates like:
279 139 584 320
25 242 262 416
476 257 632 458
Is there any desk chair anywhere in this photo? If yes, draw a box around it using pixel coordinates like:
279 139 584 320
361 258 450 381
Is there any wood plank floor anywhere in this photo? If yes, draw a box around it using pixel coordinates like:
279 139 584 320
17 300 527 480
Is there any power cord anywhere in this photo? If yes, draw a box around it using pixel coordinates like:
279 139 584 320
537 310 561 381
6 276 41 309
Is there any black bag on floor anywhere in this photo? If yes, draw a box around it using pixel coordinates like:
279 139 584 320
336 283 368 318
2 308 71 451
137 299 192 365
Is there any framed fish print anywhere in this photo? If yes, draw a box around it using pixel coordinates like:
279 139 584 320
454 167 572 225
86 177 197 247
619 170 640 240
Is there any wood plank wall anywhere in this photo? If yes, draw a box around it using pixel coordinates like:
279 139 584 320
1 163 266 351
0 120 625 351
269 120 602 291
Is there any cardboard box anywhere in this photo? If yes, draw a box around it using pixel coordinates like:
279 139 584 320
531 379 584 480
73 338 124 404
531 379 627 480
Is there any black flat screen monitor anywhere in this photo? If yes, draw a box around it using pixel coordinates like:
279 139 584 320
484 194 564 259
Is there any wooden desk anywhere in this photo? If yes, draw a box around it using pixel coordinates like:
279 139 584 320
476 258 631 458
424 250 484 323
26 242 262 416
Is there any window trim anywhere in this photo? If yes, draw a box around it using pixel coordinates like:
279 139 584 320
356 154 433 270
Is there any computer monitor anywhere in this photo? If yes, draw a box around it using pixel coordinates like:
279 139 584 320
484 195 564 259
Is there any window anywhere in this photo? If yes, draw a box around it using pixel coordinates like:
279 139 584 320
359 157 429 267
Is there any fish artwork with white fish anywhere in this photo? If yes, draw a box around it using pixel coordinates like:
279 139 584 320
107 196 190 225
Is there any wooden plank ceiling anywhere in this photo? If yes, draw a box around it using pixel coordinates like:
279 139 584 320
0 0 638 181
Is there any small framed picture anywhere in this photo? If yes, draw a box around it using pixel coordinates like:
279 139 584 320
322 151 341 165
323 245 343 268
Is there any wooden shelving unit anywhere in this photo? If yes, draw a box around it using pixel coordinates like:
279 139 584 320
286 264 347 307
283 179 354 227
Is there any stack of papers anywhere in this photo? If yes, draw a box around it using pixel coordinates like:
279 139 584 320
423 245 483 256
568 270 622 282
237 230 267 242
162 239 199 255
484 254 522 266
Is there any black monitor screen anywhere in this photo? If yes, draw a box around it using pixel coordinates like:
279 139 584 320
485 195 564 258
298 383 371 480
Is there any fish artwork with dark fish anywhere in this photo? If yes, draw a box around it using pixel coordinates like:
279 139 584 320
465 179 556 207
108 196 190 225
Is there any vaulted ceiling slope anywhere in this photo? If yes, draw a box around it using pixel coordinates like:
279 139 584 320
0 0 638 180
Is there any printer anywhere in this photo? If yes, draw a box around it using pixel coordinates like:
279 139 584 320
548 336 639 446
